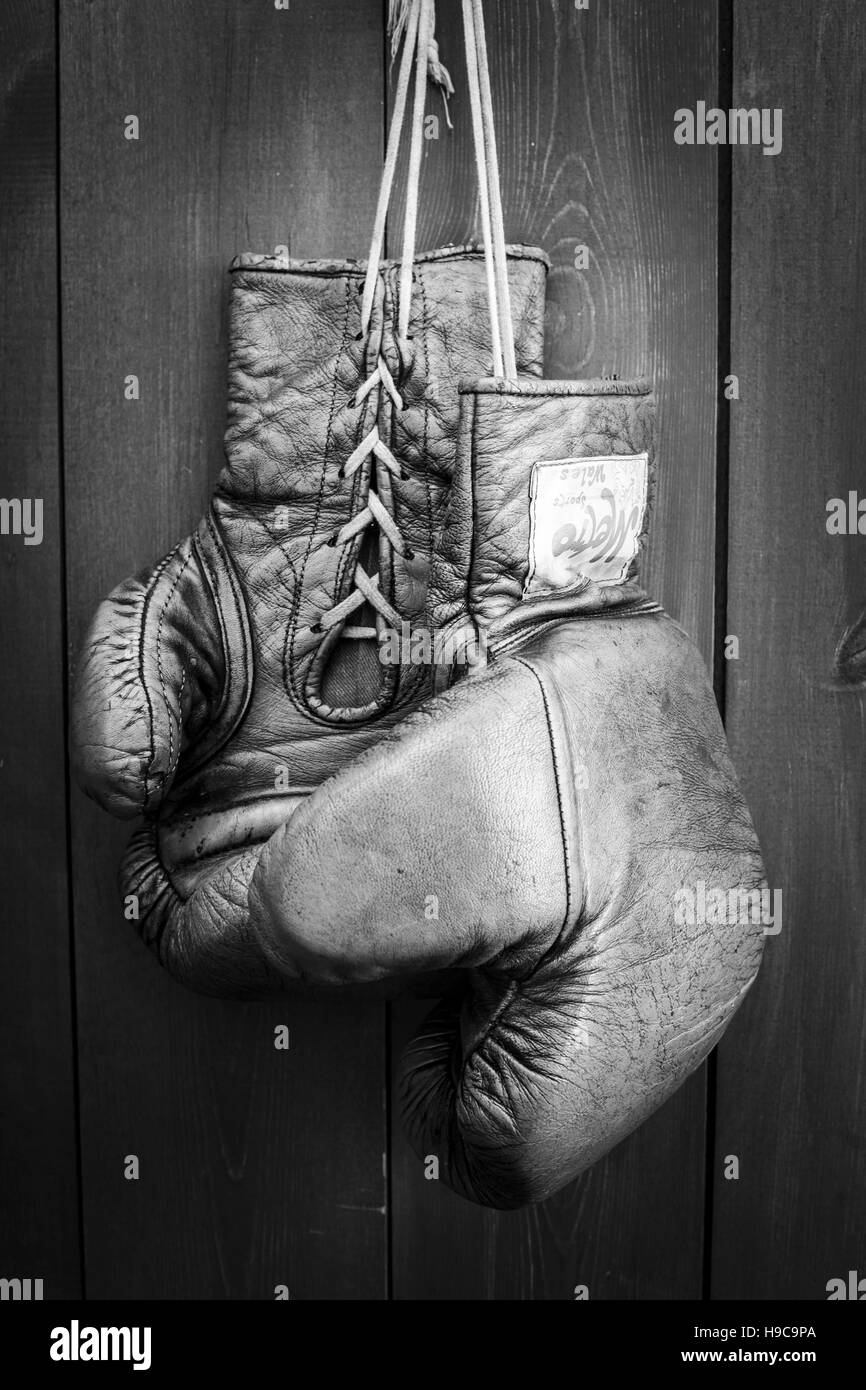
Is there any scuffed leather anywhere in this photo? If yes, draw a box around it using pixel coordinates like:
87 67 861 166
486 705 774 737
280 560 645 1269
431 377 656 631
250 380 766 1206
72 245 549 996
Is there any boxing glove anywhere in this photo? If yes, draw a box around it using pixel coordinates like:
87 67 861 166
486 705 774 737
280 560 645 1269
250 376 767 1206
72 244 548 996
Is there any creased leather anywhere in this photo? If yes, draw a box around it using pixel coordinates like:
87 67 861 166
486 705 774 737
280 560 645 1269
430 377 656 634
250 380 766 1206
72 245 549 996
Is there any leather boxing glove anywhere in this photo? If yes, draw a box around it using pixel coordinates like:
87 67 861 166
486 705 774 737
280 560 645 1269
72 245 548 996
250 377 767 1205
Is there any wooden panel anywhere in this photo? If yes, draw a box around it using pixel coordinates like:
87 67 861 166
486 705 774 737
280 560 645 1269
0 0 82 1298
713 0 866 1299
61 0 388 1299
390 0 719 1299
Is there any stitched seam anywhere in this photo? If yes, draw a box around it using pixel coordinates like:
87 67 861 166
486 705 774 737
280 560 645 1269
380 266 397 616
167 668 188 779
153 551 193 790
286 277 353 706
512 655 590 985
228 245 551 276
459 379 652 397
418 271 433 549
301 379 373 717
512 656 574 941
381 266 415 710
201 516 233 717
458 658 576 1098
466 391 479 626
137 544 183 808
186 513 254 759
396 266 432 710
331 340 372 615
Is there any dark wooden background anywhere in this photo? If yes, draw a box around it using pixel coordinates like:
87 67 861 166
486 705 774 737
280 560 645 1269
1 0 863 1300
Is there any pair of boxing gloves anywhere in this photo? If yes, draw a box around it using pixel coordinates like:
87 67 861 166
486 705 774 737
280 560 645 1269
72 244 766 1208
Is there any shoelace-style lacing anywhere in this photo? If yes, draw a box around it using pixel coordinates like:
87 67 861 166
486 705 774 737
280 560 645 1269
310 0 512 649
310 0 435 646
311 356 412 641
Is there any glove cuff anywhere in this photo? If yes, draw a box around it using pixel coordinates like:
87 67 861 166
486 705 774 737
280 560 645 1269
218 244 549 502
429 377 657 646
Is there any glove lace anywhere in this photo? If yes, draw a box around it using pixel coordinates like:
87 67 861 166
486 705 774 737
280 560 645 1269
313 354 411 641
312 0 436 644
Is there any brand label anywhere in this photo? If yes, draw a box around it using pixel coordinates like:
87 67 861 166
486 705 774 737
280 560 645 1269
525 453 649 595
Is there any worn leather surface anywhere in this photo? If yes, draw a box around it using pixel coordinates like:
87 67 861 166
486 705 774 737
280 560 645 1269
250 381 766 1206
430 377 658 651
72 245 549 995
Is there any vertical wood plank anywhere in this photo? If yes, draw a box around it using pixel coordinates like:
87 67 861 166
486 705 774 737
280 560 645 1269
391 0 719 1299
713 0 866 1300
0 0 82 1298
62 0 389 1299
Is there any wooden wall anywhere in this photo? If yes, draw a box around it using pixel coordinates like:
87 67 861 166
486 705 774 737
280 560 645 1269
0 0 862 1300
712 0 866 1301
0 0 81 1302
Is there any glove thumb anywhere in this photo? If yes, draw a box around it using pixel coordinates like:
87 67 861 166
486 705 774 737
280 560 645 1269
248 659 569 984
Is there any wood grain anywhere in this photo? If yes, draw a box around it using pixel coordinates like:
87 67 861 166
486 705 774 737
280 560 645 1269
61 0 389 1299
0 0 82 1299
389 0 720 1299
712 0 866 1300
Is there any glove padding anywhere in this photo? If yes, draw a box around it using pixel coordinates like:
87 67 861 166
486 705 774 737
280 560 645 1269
250 378 766 1205
72 248 549 996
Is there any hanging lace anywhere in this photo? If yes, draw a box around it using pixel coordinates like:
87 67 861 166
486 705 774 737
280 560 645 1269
311 0 433 643
311 0 516 645
389 0 454 127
